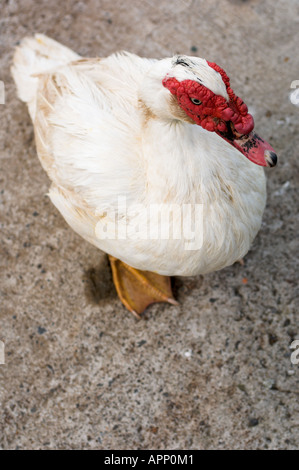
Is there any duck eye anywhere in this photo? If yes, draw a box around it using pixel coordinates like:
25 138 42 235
190 98 202 105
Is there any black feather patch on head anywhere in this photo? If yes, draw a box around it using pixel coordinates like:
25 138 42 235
174 56 203 84
175 56 190 67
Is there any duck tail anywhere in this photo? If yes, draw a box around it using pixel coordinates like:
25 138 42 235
11 34 79 120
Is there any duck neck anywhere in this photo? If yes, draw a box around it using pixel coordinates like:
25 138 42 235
141 118 206 203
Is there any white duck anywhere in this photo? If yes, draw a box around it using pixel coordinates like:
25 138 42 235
12 34 277 317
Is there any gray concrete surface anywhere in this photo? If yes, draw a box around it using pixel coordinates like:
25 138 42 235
0 0 298 450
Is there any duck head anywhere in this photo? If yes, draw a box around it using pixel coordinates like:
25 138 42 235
141 55 277 168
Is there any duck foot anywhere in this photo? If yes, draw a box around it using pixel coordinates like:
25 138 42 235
108 255 178 318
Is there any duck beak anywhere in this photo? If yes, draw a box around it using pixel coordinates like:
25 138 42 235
218 121 278 168
231 128 277 168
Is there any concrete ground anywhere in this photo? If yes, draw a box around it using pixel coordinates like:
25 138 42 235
0 0 298 450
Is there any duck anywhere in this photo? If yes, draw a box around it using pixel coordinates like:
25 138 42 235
11 34 277 318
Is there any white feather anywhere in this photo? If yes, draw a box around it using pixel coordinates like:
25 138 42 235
12 35 266 276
